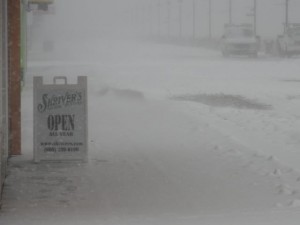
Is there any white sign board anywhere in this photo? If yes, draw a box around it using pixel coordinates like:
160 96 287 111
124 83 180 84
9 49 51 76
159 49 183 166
34 76 88 162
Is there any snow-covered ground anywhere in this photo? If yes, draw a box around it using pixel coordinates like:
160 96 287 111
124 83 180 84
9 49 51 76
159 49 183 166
1 39 300 224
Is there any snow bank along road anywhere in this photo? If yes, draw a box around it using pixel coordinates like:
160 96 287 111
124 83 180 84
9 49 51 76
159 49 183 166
1 40 300 224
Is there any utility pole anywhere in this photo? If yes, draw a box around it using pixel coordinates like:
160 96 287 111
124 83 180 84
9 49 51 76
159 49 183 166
246 0 257 35
193 0 196 40
147 4 153 37
167 0 171 38
142 4 147 36
253 0 257 35
157 0 161 37
209 0 212 39
229 0 232 25
285 0 289 29
178 0 183 38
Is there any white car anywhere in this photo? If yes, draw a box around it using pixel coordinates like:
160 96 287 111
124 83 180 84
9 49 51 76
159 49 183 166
221 24 260 57
277 23 300 57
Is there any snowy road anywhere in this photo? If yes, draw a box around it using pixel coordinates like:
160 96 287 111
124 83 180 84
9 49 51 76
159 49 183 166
39 39 300 171
1 40 300 224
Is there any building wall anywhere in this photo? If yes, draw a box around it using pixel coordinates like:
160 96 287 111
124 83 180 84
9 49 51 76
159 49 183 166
0 0 8 204
8 0 21 156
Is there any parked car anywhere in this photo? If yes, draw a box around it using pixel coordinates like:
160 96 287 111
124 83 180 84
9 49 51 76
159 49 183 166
221 24 260 57
277 23 300 57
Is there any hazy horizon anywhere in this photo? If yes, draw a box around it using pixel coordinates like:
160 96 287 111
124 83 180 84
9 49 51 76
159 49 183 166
28 0 300 42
